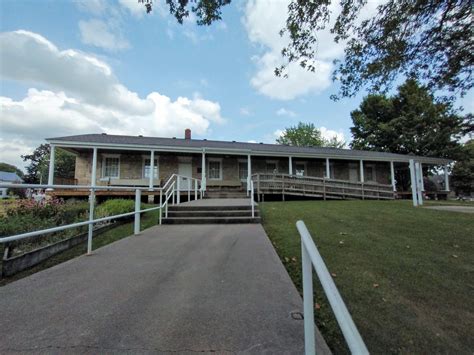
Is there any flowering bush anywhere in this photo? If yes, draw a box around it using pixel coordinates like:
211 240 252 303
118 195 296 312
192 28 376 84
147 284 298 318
7 198 64 219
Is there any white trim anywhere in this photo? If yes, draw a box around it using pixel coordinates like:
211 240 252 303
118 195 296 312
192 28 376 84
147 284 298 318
48 140 452 165
208 158 223 180
142 156 159 179
293 161 307 176
101 154 120 179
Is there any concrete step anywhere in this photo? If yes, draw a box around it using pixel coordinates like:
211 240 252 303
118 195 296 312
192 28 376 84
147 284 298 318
163 216 261 224
167 205 253 212
204 194 248 199
168 210 260 218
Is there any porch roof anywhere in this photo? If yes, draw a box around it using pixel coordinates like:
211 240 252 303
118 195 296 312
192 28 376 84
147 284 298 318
47 133 452 165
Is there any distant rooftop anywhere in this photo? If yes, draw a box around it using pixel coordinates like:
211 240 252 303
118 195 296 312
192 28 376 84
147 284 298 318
0 171 23 182
47 133 452 165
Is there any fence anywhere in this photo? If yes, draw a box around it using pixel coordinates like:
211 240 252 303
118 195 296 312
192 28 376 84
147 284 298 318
0 174 202 255
253 173 394 200
296 221 369 355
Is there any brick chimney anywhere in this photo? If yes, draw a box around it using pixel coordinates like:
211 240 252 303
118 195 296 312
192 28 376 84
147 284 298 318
185 128 191 140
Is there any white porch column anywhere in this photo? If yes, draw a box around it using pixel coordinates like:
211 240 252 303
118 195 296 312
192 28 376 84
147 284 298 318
201 149 206 191
420 163 425 191
444 165 450 191
409 159 418 206
91 147 98 187
289 156 293 175
390 161 396 191
359 159 364 183
148 150 155 190
247 154 252 193
47 145 56 187
415 162 424 205
325 158 330 179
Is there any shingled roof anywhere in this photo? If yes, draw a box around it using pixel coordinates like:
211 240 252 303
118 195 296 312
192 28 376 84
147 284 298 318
47 133 451 164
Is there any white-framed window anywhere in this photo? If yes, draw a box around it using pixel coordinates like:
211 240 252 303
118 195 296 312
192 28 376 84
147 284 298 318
294 162 307 176
364 164 377 182
208 158 222 180
266 160 278 174
238 160 248 181
102 154 120 179
142 157 159 179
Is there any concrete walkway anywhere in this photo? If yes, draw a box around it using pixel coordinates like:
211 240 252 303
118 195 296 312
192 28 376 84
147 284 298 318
0 224 330 354
425 205 474 214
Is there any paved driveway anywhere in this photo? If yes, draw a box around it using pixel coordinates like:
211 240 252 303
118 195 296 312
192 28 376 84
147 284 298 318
0 224 329 354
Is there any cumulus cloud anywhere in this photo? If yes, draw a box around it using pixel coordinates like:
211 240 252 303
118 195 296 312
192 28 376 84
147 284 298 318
0 31 225 169
117 0 147 17
276 108 297 117
320 127 346 145
243 0 382 100
0 30 151 114
79 19 130 51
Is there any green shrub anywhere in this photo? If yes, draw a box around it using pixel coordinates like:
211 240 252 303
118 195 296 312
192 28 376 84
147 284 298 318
95 199 137 219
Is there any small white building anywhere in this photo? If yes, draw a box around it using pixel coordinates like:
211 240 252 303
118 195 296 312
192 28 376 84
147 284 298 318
0 171 23 198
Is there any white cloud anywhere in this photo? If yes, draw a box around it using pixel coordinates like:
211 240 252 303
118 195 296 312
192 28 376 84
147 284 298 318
79 19 130 51
319 127 346 145
117 0 146 17
0 31 225 169
75 0 106 15
276 108 296 117
240 107 252 116
243 0 382 100
0 30 150 114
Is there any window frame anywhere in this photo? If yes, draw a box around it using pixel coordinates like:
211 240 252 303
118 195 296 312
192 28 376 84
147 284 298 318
101 154 120 179
142 156 159 179
238 159 248 181
208 158 223 180
265 160 279 174
294 161 307 177
364 163 377 182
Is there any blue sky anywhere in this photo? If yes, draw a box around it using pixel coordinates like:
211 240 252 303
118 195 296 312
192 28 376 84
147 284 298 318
1 0 472 169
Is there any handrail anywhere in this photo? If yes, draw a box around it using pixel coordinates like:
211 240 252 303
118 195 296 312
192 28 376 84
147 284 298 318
296 221 369 355
0 174 202 254
250 180 255 218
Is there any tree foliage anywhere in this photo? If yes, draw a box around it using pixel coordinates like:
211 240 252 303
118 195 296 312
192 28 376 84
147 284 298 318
451 140 474 195
139 0 231 24
0 162 24 178
141 0 473 100
350 79 470 160
276 121 345 148
21 144 75 184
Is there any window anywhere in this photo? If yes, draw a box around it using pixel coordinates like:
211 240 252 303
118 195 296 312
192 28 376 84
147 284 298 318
266 161 278 173
294 163 306 176
208 160 222 180
364 164 376 182
143 158 158 179
239 162 248 181
102 156 120 178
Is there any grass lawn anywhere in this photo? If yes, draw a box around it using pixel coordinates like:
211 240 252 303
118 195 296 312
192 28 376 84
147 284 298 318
0 209 160 286
260 200 473 354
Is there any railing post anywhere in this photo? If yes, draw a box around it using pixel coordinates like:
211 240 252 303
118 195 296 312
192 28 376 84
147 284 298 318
87 189 95 255
188 178 191 201
302 241 316 355
159 189 163 225
251 181 255 218
194 179 198 200
177 177 181 204
134 189 141 235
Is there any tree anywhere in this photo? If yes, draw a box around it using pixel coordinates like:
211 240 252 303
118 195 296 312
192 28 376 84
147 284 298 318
350 79 470 160
0 162 24 178
451 140 473 196
276 121 345 148
21 144 75 184
141 0 473 101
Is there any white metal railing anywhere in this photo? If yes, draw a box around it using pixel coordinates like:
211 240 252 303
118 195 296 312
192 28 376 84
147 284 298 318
296 221 369 355
0 174 203 254
250 179 255 218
